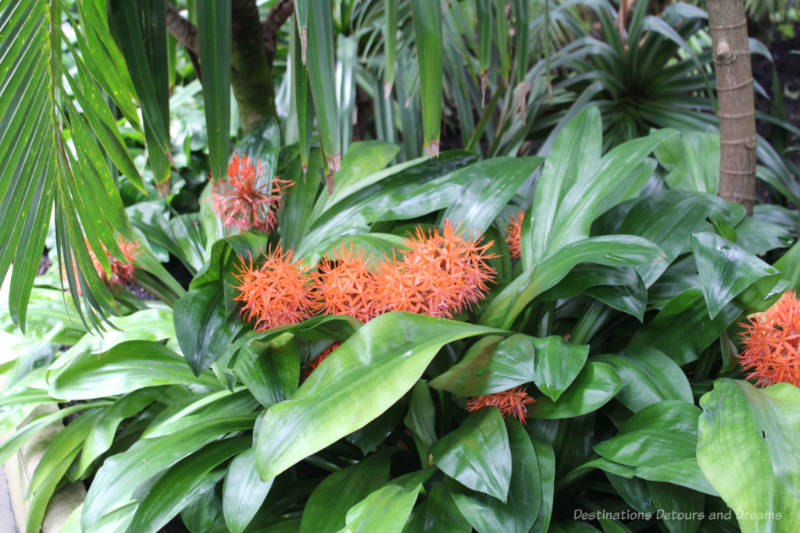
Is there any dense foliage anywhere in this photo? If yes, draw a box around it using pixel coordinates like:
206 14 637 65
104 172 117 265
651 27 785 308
1 1 799 533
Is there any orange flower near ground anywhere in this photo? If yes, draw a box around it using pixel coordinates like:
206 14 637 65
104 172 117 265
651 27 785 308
738 290 800 387
212 153 293 233
506 211 525 259
373 221 496 318
465 385 536 424
312 244 377 323
233 246 313 331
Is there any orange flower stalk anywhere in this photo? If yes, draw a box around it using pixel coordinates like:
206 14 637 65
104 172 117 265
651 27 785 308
506 211 525 259
312 244 377 323
233 246 313 331
64 236 140 293
465 385 536 424
212 153 293 233
306 341 341 375
738 290 800 387
374 221 496 318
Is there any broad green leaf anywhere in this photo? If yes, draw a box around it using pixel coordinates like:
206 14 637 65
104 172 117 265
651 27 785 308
306 0 340 169
635 458 717 496
594 401 701 468
629 288 742 365
234 340 299 408
82 416 256 530
26 411 97 533
647 481 704 533
482 235 664 329
198 0 231 181
236 117 281 179
775 238 800 291
255 312 501 479
697 379 800 532
654 130 719 193
445 421 541 533
299 453 391 533
410 0 443 154
431 408 511 501
430 334 535 396
530 439 556 533
174 284 244 374
403 482 471 533
404 381 437 450
691 232 780 319
440 157 542 238
531 336 589 402
223 448 275 533
594 346 692 412
128 438 249 533
529 362 622 419
48 340 217 400
340 483 421 533
78 388 162 475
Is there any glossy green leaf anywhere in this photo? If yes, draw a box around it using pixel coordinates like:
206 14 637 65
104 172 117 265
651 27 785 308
236 117 281 179
531 336 589 402
410 0 443 155
691 232 780 319
430 334 535 396
530 439 556 533
635 458 717 496
255 312 500 479
431 408 511 501
299 453 391 533
234 340 299 408
647 481 704 533
290 21 314 173
341 483 421 533
174 284 244 374
529 362 622 419
440 157 542 238
654 130 719 193
594 346 692 412
223 448 275 533
129 438 249 533
48 340 216 400
306 0 340 169
403 482 471 533
78 388 162 475
82 415 255 530
697 379 800 532
405 381 437 450
595 401 700 467
482 235 664 329
446 421 540 533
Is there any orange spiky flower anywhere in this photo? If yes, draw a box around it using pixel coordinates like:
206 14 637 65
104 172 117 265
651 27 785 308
373 221 496 318
738 290 800 387
233 246 314 331
212 153 293 233
65 236 140 293
312 244 377 323
465 385 536 424
506 211 525 259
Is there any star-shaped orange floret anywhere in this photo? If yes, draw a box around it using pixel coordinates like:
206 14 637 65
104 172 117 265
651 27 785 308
465 385 536 424
506 211 525 259
212 153 293 233
233 246 313 331
312 244 377 323
373 221 496 318
739 290 800 387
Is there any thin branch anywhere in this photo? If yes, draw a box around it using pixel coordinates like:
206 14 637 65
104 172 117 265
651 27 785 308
262 0 294 62
166 2 202 78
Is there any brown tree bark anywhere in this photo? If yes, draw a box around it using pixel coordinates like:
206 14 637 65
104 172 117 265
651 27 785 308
708 0 757 214
165 0 294 133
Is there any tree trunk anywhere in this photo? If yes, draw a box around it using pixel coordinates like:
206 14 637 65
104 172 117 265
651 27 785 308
708 0 757 214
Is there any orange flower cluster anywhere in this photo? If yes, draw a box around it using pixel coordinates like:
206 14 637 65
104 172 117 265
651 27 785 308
465 385 536 424
64 236 139 293
232 222 496 331
233 246 314 331
739 290 800 387
506 211 525 259
212 153 293 233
